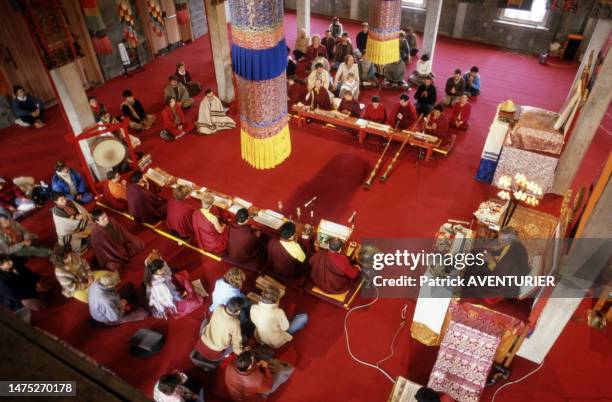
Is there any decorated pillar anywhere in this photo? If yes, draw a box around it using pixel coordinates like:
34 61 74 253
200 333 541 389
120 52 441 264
80 0 112 54
366 0 401 65
229 0 291 169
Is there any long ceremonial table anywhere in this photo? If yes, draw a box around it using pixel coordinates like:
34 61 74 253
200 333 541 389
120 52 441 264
291 104 442 161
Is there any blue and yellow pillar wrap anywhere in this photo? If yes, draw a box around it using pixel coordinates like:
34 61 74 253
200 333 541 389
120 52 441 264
366 0 402 65
230 0 291 169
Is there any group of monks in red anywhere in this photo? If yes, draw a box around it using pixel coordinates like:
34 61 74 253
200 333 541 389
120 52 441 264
102 172 360 295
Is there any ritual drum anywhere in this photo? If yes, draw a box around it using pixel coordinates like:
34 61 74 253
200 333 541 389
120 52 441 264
91 136 126 168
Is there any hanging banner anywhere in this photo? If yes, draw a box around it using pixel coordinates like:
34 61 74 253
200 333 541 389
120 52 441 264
80 0 112 54
117 0 138 48
367 0 401 65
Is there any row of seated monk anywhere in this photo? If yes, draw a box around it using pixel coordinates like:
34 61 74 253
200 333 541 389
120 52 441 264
102 171 361 294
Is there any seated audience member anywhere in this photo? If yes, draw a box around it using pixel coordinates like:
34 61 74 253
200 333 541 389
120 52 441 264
12 85 45 128
0 214 49 257
293 28 310 61
329 16 343 39
227 208 266 267
449 93 472 130
225 350 294 402
51 192 93 252
310 237 360 294
266 222 307 281
161 97 194 141
305 79 333 111
0 177 35 219
333 33 353 70
196 89 236 135
176 62 202 97
334 54 359 93
310 54 330 73
0 255 49 317
444 69 466 106
88 96 107 121
387 94 418 129
88 271 148 325
358 56 377 87
356 22 369 57
406 28 419 57
399 30 411 63
210 267 246 313
306 34 327 66
286 48 298 77
192 192 228 254
104 170 128 210
196 297 245 361
321 30 336 60
154 372 204 402
415 386 454 402
166 185 196 238
127 171 167 224
338 90 361 118
287 78 306 110
424 104 449 138
51 162 93 204
143 256 203 319
91 209 144 271
51 244 108 303
414 75 437 116
307 63 331 91
362 96 387 123
339 72 360 100
164 75 193 109
250 286 308 349
384 60 407 88
409 53 433 87
463 66 481 97
121 89 156 131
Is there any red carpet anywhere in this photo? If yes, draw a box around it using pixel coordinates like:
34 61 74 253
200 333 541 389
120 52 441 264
1 13 611 402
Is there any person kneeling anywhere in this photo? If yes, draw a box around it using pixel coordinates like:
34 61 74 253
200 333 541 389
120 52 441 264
161 97 194 141
88 271 148 325
310 237 360 294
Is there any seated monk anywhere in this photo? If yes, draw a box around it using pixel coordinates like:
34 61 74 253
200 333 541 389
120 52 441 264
166 185 196 238
424 104 450 144
196 89 236 135
127 171 167 224
104 170 127 210
266 222 307 281
90 209 144 271
161 97 194 141
192 192 228 254
305 78 333 111
362 95 387 123
51 192 93 253
338 90 361 118
387 94 418 129
449 93 472 130
226 208 266 267
310 237 360 294
287 78 306 111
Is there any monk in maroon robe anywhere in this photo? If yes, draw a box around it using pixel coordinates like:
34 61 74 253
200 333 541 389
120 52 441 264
226 208 266 267
310 237 360 294
387 94 418 129
266 222 307 281
424 104 451 144
338 91 361 118
192 192 228 254
287 78 306 111
305 79 332 110
166 185 196 238
127 171 167 224
91 209 144 271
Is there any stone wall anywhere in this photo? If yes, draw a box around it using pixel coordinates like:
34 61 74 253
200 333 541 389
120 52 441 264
285 0 596 55
189 0 208 39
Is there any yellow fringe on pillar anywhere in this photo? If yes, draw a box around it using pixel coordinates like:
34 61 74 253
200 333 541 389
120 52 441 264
240 125 291 169
365 37 400 65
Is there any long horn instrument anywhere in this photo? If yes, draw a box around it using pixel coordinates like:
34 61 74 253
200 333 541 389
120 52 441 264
379 114 424 183
363 124 398 190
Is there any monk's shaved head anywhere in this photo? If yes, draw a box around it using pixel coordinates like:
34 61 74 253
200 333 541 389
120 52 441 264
329 237 343 252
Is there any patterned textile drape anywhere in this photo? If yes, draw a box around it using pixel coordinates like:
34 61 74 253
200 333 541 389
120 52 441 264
146 0 165 36
547 0 578 12
117 0 138 48
367 0 401 65
497 0 534 10
174 0 190 25
80 0 112 54
230 0 291 170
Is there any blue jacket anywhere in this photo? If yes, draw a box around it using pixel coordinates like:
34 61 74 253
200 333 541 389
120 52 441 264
463 72 481 91
51 169 89 200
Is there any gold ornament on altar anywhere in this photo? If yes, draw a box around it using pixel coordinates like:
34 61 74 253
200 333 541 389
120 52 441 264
500 99 516 113
497 173 542 227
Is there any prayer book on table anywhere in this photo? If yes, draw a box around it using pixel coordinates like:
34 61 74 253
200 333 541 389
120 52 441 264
317 219 352 248
355 118 368 127
145 167 172 187
367 121 391 132
253 210 285 230
228 197 253 214
175 178 195 188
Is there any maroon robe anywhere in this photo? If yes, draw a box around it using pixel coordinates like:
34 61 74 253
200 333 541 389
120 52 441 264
127 183 167 223
226 223 266 265
266 239 307 280
338 99 361 118
309 250 360 294
192 210 228 254
307 88 332 110
166 198 196 238
387 103 418 129
287 82 307 110
91 218 144 271
425 114 450 144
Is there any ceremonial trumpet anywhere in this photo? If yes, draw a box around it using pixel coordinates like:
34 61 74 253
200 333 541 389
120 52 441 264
363 125 397 190
379 115 424 183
